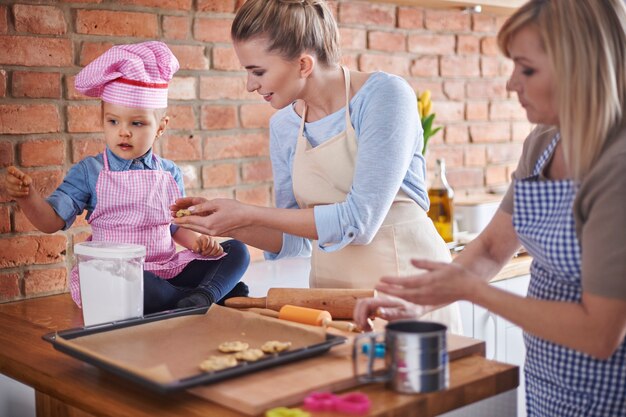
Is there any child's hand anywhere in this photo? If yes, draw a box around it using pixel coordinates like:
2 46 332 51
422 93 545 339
194 235 225 257
5 166 33 198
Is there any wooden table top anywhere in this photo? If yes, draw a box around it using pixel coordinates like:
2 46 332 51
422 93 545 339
0 294 518 417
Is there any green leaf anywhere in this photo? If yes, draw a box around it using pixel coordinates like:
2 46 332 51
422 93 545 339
422 113 435 132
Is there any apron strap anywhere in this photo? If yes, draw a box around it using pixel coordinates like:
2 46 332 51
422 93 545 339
532 133 560 176
102 149 111 171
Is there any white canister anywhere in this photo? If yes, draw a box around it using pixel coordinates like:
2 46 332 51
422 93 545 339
74 242 146 326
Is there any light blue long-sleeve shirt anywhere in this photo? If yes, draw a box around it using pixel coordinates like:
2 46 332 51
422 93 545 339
266 71 428 260
47 147 185 233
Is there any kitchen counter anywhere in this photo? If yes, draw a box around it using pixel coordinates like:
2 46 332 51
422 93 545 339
0 294 518 417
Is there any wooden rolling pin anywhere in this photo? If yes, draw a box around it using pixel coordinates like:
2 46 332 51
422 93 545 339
253 305 357 332
224 288 375 319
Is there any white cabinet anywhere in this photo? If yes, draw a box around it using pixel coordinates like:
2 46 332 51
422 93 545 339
466 274 530 417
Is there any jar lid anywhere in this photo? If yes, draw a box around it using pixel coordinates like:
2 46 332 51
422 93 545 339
74 241 146 259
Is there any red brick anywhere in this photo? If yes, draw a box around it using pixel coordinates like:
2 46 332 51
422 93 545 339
0 6 7 34
457 35 480 54
60 0 102 3
0 206 9 233
13 4 67 35
466 101 489 121
501 59 514 77
76 10 158 37
481 56 502 77
490 100 526 121
79 41 114 67
14 208 38 233
197 0 236 12
19 139 65 167
485 164 508 186
466 79 507 99
447 167 484 189
469 122 511 143
163 15 191 40
194 18 232 43
425 9 470 31
410 56 439 78
487 143 523 164
408 34 455 55
444 125 469 145
0 36 72 67
23 268 67 297
441 55 480 78
0 69 6 97
443 81 465 101
235 185 271 206
169 77 196 100
434 101 464 123
66 75 90 100
472 14 497 32
178 163 200 189
464 145 486 167
200 76 253 100
339 27 366 51
408 80 444 100
202 163 238 187
339 2 395 27
12 71 61 99
0 105 60 134
204 133 269 160
0 273 20 301
67 104 102 133
242 159 272 183
161 134 201 161
195 187 233 200
240 103 275 129
358 54 410 77
0 234 67 268
167 105 196 130
71 230 92 245
201 105 237 130
116 0 191 10
368 31 406 52
398 7 423 29
425 145 463 169
340 54 358 70
72 137 105 162
481 36 500 56
169 44 209 70
0 140 13 167
71 211 90 229
212 46 241 71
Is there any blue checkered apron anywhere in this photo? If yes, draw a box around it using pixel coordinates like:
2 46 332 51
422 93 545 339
513 134 626 416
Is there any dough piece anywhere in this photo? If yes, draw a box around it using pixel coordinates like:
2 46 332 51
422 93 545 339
176 209 192 218
261 340 292 353
218 341 249 353
234 348 265 362
199 355 238 372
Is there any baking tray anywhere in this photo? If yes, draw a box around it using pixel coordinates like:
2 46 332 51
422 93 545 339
43 305 346 393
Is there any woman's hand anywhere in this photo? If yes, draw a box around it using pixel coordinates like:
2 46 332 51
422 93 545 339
171 197 252 237
353 294 429 332
374 259 484 307
5 166 32 198
193 235 225 257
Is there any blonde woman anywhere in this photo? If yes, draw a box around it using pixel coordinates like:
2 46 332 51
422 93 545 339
355 1 626 415
172 0 462 333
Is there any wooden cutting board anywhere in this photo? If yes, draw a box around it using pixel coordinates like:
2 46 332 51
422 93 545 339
188 321 485 416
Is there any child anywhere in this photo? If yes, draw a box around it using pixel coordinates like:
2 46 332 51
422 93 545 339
5 41 250 313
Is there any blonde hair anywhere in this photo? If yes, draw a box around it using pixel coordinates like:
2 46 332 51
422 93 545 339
498 0 626 180
231 0 340 67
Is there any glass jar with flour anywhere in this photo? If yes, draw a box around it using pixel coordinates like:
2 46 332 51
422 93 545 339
74 241 146 326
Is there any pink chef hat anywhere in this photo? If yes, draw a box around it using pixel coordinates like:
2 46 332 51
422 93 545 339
75 41 179 109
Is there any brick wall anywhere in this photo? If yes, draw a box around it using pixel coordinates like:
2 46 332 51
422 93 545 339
0 0 531 302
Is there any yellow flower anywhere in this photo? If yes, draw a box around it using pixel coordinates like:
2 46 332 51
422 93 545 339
416 89 442 154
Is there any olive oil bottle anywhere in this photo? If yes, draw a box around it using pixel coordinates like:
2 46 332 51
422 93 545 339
428 158 454 243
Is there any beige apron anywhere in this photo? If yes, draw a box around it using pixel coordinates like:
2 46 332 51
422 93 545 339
292 66 461 333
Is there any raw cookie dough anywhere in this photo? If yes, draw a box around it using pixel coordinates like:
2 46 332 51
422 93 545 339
176 209 192 218
218 341 249 353
261 340 292 353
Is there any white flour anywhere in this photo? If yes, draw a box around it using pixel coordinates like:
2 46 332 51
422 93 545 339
78 258 144 326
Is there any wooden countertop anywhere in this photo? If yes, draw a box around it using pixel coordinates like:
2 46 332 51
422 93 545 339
491 254 532 283
0 294 518 417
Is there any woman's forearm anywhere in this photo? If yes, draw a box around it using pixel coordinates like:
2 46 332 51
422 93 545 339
249 206 318 240
230 225 285 253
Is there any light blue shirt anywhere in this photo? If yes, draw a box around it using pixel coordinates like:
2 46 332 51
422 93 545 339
266 71 428 260
47 147 185 232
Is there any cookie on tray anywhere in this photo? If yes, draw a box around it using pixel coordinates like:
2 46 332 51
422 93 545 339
218 341 249 353
199 355 238 372
261 340 292 354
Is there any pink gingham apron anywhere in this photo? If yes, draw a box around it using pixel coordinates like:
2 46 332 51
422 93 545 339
70 151 220 306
